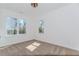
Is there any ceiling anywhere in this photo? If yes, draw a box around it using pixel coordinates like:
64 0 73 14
0 3 70 19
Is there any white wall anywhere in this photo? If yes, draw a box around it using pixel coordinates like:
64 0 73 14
0 9 34 47
35 4 79 51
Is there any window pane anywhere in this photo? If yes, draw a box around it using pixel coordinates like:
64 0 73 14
39 20 44 33
18 19 26 34
6 17 17 35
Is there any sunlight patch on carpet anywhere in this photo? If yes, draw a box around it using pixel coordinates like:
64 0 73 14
26 42 41 52
32 42 40 47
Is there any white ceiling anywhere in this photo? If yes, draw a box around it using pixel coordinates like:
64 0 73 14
0 3 70 19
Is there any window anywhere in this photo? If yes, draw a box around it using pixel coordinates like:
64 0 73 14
18 19 26 34
6 17 17 35
39 20 44 33
6 17 26 35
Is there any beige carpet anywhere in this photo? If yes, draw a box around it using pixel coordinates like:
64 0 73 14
0 39 79 56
